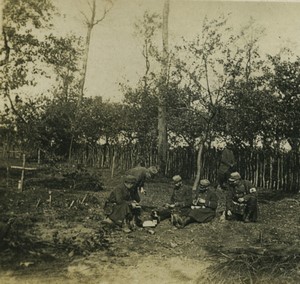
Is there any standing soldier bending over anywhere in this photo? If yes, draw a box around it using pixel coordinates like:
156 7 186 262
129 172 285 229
126 164 158 195
226 172 258 223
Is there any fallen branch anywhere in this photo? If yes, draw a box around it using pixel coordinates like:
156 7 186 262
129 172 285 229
69 200 75 209
81 194 88 204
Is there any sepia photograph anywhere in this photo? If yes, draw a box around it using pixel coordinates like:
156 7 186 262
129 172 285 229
1 0 300 283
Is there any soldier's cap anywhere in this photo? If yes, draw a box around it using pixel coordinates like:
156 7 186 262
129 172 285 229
229 172 241 181
172 175 182 183
148 166 158 175
124 175 137 184
199 179 210 187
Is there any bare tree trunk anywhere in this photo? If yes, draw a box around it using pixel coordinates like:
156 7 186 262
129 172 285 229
68 135 74 162
111 149 116 178
79 0 96 100
70 1 112 164
79 0 112 101
0 1 3 56
158 0 169 175
1 3 29 124
0 2 8 66
192 142 204 191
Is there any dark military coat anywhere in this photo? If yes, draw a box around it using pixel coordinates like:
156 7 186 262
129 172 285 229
104 184 139 224
188 187 218 223
170 184 193 208
226 179 257 215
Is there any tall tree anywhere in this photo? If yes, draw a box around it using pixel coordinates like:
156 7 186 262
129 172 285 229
158 0 169 175
79 0 113 100
1 0 55 122
133 11 162 92
222 20 268 149
40 33 83 160
41 34 83 101
266 54 300 152
0 1 4 64
176 16 243 188
125 12 162 163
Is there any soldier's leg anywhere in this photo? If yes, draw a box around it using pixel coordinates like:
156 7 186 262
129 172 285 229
157 208 172 221
132 207 143 227
109 203 131 226
244 197 258 222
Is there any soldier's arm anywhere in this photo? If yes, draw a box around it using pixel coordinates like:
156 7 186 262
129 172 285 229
205 191 218 210
226 189 234 210
243 180 257 201
175 188 192 207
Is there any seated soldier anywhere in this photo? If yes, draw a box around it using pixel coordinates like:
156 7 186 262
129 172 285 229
226 172 258 223
103 175 142 232
177 179 218 228
151 175 192 225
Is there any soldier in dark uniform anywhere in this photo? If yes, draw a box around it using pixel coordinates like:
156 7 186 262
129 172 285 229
103 175 142 232
218 147 236 190
177 179 218 228
226 172 258 222
152 175 193 224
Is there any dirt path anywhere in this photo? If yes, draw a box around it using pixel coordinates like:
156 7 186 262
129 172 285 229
0 252 212 284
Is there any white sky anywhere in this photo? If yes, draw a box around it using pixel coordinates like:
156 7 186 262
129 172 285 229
3 0 300 105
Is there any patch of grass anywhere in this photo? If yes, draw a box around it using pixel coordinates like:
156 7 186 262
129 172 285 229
209 248 300 284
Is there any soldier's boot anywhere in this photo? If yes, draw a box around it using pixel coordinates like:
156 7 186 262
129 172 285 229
171 214 179 226
243 213 251 223
151 210 161 223
176 216 193 228
122 220 133 233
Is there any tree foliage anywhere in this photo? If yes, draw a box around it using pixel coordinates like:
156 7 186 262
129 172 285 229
265 54 300 151
2 4 300 172
1 0 55 103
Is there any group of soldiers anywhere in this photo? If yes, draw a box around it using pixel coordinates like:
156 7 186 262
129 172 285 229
102 156 259 233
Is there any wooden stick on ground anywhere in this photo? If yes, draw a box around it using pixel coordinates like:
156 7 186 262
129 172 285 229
36 198 41 208
81 194 88 204
69 200 75 209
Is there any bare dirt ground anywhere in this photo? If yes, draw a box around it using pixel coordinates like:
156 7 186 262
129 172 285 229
1 166 300 284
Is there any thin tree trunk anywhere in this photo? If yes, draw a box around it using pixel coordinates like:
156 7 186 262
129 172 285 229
0 2 4 57
262 154 266 188
0 3 10 66
68 135 74 162
270 156 273 190
38 149 41 165
278 154 281 191
79 0 112 100
79 1 96 100
157 0 169 175
111 148 116 178
255 152 259 187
